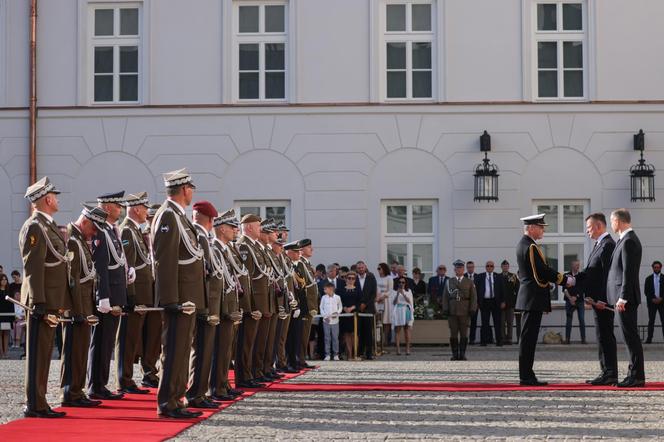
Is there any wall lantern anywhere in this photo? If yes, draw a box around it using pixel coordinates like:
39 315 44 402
630 129 655 202
473 131 499 202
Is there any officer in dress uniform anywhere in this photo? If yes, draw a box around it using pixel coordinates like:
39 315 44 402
286 242 307 369
235 214 270 388
274 223 298 373
186 201 221 409
60 206 107 408
516 214 574 386
20 177 70 418
139 203 162 388
152 168 206 419
88 191 130 400
115 192 152 395
442 260 478 361
210 209 245 401
296 239 318 367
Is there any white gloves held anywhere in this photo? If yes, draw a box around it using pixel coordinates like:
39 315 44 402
97 298 111 314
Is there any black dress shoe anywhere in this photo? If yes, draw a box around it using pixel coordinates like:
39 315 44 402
365 355 375 360
301 363 315 369
519 379 548 386
24 407 66 418
254 376 272 383
188 399 219 409
141 379 159 388
228 388 244 396
270 372 285 379
210 394 236 401
61 398 101 408
89 389 124 400
121 385 150 394
617 377 645 388
645 339 653 344
159 408 201 419
236 381 265 389
283 366 299 373
586 374 618 386
181 408 203 418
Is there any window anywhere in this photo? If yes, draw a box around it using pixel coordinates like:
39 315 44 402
234 2 287 101
383 1 434 100
382 200 437 279
235 201 290 227
533 1 586 100
534 200 588 302
89 4 141 104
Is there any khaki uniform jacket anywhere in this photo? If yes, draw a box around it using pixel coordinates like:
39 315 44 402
151 200 205 308
227 241 252 312
236 236 269 313
66 224 95 317
263 244 284 313
19 211 70 311
213 240 239 317
298 258 318 315
120 218 154 306
442 276 478 317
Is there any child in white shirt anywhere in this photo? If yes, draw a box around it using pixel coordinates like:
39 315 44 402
319 282 343 361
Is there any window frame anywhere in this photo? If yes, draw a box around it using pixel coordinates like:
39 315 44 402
380 0 436 102
234 200 291 227
232 1 289 103
533 199 589 304
87 2 142 105
381 200 438 279
531 0 588 102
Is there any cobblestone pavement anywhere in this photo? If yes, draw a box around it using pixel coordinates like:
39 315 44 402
2 344 664 440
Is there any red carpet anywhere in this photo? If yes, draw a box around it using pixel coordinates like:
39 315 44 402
0 370 307 442
265 381 664 392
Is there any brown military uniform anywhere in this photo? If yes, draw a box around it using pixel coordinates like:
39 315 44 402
276 251 295 369
443 276 478 344
228 240 251 382
116 217 154 390
235 235 269 382
187 224 221 405
261 244 284 376
153 200 206 413
139 224 161 386
210 239 241 397
297 258 318 361
61 223 96 403
20 211 70 412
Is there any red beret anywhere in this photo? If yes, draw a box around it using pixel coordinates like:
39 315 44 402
193 200 218 219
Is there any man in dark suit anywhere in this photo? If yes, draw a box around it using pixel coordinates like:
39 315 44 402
607 209 645 388
575 213 617 385
644 260 664 344
476 261 504 346
516 214 572 386
356 261 377 359
428 265 449 306
464 262 481 344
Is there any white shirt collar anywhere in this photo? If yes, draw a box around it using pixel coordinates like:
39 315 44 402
596 231 610 242
619 228 633 240
34 210 54 224
168 199 186 216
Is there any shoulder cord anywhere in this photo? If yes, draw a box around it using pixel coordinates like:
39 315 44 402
242 242 273 281
103 227 126 270
72 236 96 283
34 221 70 268
210 240 236 294
125 225 151 270
224 244 249 277
529 244 551 289
153 207 204 266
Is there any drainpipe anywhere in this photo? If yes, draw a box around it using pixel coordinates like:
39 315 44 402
29 0 37 185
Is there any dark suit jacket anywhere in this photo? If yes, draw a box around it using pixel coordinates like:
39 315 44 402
476 272 504 305
644 273 664 304
576 234 615 303
607 230 642 306
428 275 449 303
318 277 342 298
464 273 482 289
358 272 378 313
515 235 567 312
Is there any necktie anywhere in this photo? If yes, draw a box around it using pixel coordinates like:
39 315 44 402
439 276 442 286
656 275 661 298
489 274 493 298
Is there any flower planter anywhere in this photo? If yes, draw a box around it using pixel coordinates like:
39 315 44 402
411 319 450 345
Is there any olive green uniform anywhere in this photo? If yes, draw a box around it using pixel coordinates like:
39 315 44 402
262 244 285 375
276 251 295 368
60 223 96 403
20 211 71 412
153 200 206 413
117 218 154 390
296 258 318 361
442 276 477 359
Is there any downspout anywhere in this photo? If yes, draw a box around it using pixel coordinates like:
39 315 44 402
29 0 37 185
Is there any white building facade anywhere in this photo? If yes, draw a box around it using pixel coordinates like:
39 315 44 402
1 0 664 335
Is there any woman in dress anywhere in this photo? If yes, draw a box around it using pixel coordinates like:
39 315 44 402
391 277 414 355
411 268 427 302
0 274 13 357
339 271 360 360
375 262 393 347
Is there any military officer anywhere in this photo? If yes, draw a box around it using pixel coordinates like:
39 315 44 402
235 214 270 388
285 241 305 370
153 168 206 419
139 203 162 388
20 177 70 418
61 206 107 408
186 201 221 409
115 192 152 395
516 214 574 386
273 225 298 373
88 191 129 401
210 209 244 401
442 260 478 361
500 260 520 345
296 239 318 367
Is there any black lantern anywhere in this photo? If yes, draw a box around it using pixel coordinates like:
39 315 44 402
473 131 499 202
630 129 656 202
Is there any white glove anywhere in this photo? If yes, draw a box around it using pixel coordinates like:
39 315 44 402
293 309 301 319
566 276 576 288
98 298 111 314
251 310 262 321
127 267 136 285
309 309 318 317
